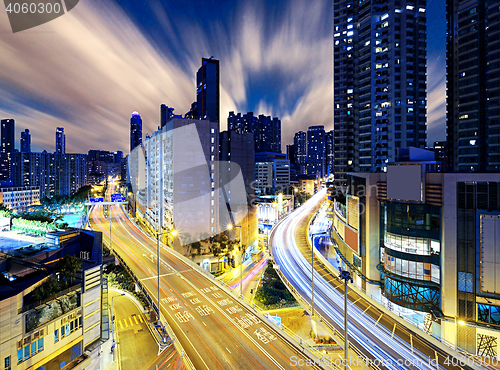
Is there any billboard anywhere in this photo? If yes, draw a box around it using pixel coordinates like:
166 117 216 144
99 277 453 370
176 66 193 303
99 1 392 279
386 164 422 202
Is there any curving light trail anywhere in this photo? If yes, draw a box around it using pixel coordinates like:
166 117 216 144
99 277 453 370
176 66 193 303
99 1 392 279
270 190 450 370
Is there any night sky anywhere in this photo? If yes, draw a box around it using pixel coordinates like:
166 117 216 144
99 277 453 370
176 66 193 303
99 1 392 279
0 0 446 154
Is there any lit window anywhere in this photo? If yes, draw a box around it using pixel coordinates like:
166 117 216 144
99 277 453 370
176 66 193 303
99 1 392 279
381 13 389 20
406 5 414 10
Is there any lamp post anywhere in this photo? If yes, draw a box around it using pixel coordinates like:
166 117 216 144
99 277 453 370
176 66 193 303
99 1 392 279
309 231 326 316
228 224 243 298
339 269 353 370
111 293 125 345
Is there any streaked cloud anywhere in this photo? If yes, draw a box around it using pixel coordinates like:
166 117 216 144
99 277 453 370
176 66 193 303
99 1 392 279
0 0 444 154
0 0 334 153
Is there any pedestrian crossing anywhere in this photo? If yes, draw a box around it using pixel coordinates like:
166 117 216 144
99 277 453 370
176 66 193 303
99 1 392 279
117 313 144 329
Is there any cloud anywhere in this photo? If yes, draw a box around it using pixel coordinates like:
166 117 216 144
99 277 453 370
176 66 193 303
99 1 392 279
0 0 333 153
426 56 447 145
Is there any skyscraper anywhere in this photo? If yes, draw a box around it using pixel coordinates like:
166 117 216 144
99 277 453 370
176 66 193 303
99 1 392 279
227 112 281 153
55 127 65 154
446 0 500 172
1 119 15 155
325 130 334 176
130 111 142 152
306 125 326 177
293 131 307 175
334 0 427 185
160 105 175 130
197 57 220 124
20 129 30 153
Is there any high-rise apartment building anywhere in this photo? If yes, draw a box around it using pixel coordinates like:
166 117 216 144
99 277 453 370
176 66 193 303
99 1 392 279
197 57 220 123
130 118 220 246
227 112 281 153
326 130 334 176
446 0 500 172
10 152 87 197
219 129 258 248
55 127 65 154
293 131 307 175
20 129 30 153
130 111 142 152
307 125 326 177
334 0 427 185
1 119 15 155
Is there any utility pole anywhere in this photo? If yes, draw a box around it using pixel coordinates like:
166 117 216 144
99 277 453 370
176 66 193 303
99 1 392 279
340 269 353 370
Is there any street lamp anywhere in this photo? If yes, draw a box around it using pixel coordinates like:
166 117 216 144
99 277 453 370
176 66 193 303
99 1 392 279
111 293 125 345
228 223 243 298
309 231 326 317
339 268 353 370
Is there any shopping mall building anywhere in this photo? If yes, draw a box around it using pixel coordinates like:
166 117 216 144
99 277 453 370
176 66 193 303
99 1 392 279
330 148 500 356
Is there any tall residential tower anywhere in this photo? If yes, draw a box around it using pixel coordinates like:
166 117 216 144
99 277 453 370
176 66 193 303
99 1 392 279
55 127 65 154
334 0 427 185
20 129 31 153
130 111 142 152
446 0 500 172
197 57 220 124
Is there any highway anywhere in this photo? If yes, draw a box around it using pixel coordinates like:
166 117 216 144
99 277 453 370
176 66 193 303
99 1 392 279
269 189 482 370
89 192 324 370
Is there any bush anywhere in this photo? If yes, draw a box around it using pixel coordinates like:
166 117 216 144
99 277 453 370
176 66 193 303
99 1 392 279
254 261 296 308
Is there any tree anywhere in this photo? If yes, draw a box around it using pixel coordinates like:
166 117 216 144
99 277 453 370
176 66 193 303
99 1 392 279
56 255 82 287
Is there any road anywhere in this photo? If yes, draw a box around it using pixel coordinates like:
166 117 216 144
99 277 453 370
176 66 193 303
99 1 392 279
90 190 324 370
220 254 269 302
110 290 183 370
269 189 484 370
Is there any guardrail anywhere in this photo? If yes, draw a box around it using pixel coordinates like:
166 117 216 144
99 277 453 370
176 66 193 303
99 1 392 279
268 205 385 370
306 202 488 370
158 239 335 370
104 206 336 370
104 241 195 370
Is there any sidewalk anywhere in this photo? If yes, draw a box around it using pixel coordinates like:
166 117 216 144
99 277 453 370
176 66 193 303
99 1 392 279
101 288 171 370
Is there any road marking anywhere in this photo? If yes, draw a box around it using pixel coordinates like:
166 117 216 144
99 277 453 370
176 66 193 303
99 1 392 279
362 305 371 314
134 316 139 324
182 278 286 370
352 297 362 305
124 319 128 328
375 313 383 326
226 347 231 354
202 322 207 326
119 321 123 329
138 315 143 323
129 317 133 326
392 323 396 338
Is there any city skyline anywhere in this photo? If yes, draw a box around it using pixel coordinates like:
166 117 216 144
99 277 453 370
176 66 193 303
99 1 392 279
0 0 445 154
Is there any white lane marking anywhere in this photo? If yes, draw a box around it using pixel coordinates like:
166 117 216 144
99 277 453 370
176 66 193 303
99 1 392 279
226 347 231 354
182 278 286 370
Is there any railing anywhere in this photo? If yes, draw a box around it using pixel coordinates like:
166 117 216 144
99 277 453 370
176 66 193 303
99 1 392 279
307 201 487 368
104 241 195 370
272 265 380 370
116 207 335 370
19 283 82 314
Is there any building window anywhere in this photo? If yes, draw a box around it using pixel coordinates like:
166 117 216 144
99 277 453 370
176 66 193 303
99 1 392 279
38 338 43 352
17 349 22 364
61 325 65 337
4 356 11 370
23 345 30 360
54 329 59 343
31 342 37 356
